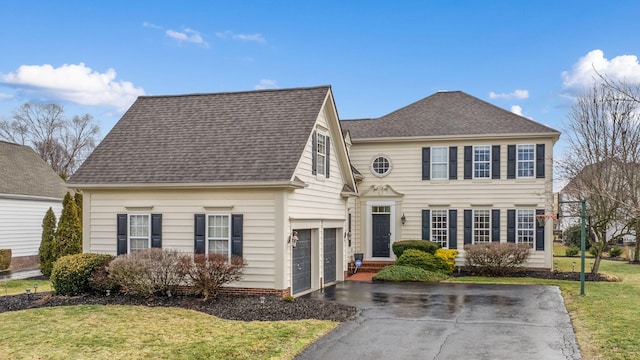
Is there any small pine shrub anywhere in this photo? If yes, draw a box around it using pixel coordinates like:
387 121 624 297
396 249 450 273
373 265 448 282
179 253 246 300
39 207 57 276
51 193 82 267
392 240 439 258
435 248 458 274
609 246 623 258
565 247 579 257
0 249 11 270
50 253 114 295
463 243 530 276
283 294 295 303
107 249 187 296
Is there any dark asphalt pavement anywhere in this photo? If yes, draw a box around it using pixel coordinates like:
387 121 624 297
297 282 580 360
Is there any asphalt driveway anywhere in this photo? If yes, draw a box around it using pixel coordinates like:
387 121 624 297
297 282 580 360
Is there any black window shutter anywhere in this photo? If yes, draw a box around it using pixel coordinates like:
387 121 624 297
325 136 331 178
422 147 430 180
194 214 206 254
448 209 457 249
492 145 501 179
449 146 458 180
507 209 516 243
151 214 162 248
536 144 545 178
463 210 472 245
464 146 472 179
507 145 516 179
536 209 545 250
231 214 243 257
422 210 430 240
117 214 127 255
491 209 500 242
311 131 317 175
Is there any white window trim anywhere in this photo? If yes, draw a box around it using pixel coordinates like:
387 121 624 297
128 214 151 253
516 144 535 178
431 146 448 180
473 145 491 179
371 155 392 177
516 209 535 248
472 209 491 244
365 201 396 260
431 209 449 249
316 132 328 177
206 214 232 259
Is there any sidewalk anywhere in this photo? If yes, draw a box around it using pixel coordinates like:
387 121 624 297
0 267 43 281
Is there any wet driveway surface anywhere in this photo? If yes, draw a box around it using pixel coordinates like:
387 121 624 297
297 282 580 360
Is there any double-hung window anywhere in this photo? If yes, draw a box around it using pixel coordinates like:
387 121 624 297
473 146 491 179
431 147 448 179
472 209 491 243
517 144 535 178
317 133 327 176
207 214 231 258
516 209 535 247
431 209 448 248
129 214 150 252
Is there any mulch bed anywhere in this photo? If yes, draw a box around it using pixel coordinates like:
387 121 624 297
452 269 615 282
0 292 358 322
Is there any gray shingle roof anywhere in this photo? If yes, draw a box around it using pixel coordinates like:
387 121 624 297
0 141 67 198
341 91 560 139
70 86 331 185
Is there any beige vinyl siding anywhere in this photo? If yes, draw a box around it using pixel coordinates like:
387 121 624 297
84 188 279 289
0 198 62 257
349 136 555 268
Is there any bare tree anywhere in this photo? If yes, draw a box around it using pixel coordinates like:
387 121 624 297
560 82 638 273
0 103 100 180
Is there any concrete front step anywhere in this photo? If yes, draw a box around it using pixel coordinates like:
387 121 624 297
352 261 395 273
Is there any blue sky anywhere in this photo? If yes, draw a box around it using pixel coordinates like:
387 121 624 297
2 0 640 160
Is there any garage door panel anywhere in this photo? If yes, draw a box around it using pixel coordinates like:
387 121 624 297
292 229 311 294
324 228 336 283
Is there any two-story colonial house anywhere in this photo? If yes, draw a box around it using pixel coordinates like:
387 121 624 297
341 91 560 269
69 87 559 296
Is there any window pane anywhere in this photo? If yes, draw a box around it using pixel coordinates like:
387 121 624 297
207 215 230 256
129 215 149 237
431 147 448 179
372 156 390 175
431 209 448 248
208 239 229 256
474 146 491 178
473 209 490 243
517 145 535 178
130 238 149 252
516 209 535 247
316 134 327 176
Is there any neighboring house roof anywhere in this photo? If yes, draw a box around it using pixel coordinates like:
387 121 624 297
0 141 67 199
70 86 333 185
341 91 560 140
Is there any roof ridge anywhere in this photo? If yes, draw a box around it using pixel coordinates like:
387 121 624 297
138 85 332 99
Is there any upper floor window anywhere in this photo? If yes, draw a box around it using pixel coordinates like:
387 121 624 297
472 209 491 243
431 209 448 248
129 214 150 252
516 209 535 247
517 144 535 178
317 133 327 176
207 214 231 258
431 147 448 179
371 156 391 176
312 131 330 178
473 146 491 179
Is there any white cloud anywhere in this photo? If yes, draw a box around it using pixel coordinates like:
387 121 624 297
511 105 523 116
0 92 13 100
489 89 529 99
216 30 266 44
254 79 278 90
142 21 163 29
166 28 208 46
562 49 640 91
0 63 145 111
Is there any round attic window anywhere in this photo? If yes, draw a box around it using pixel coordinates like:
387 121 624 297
371 156 391 177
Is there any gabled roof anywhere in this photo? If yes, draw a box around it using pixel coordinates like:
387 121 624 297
0 141 67 199
340 91 560 140
70 86 332 185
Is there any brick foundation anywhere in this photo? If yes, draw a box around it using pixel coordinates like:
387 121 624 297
171 286 291 297
9 255 39 270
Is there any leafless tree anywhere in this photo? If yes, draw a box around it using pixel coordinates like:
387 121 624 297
560 82 639 273
0 103 100 180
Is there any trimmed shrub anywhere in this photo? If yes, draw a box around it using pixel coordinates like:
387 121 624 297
565 246 579 257
51 193 82 267
373 265 448 282
396 249 450 273
39 207 57 276
178 253 246 300
50 253 114 295
0 249 11 270
609 246 623 258
435 248 458 273
107 248 187 296
463 243 530 276
392 240 439 258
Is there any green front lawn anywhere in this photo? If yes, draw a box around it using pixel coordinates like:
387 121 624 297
0 305 336 359
0 279 51 296
448 257 640 359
